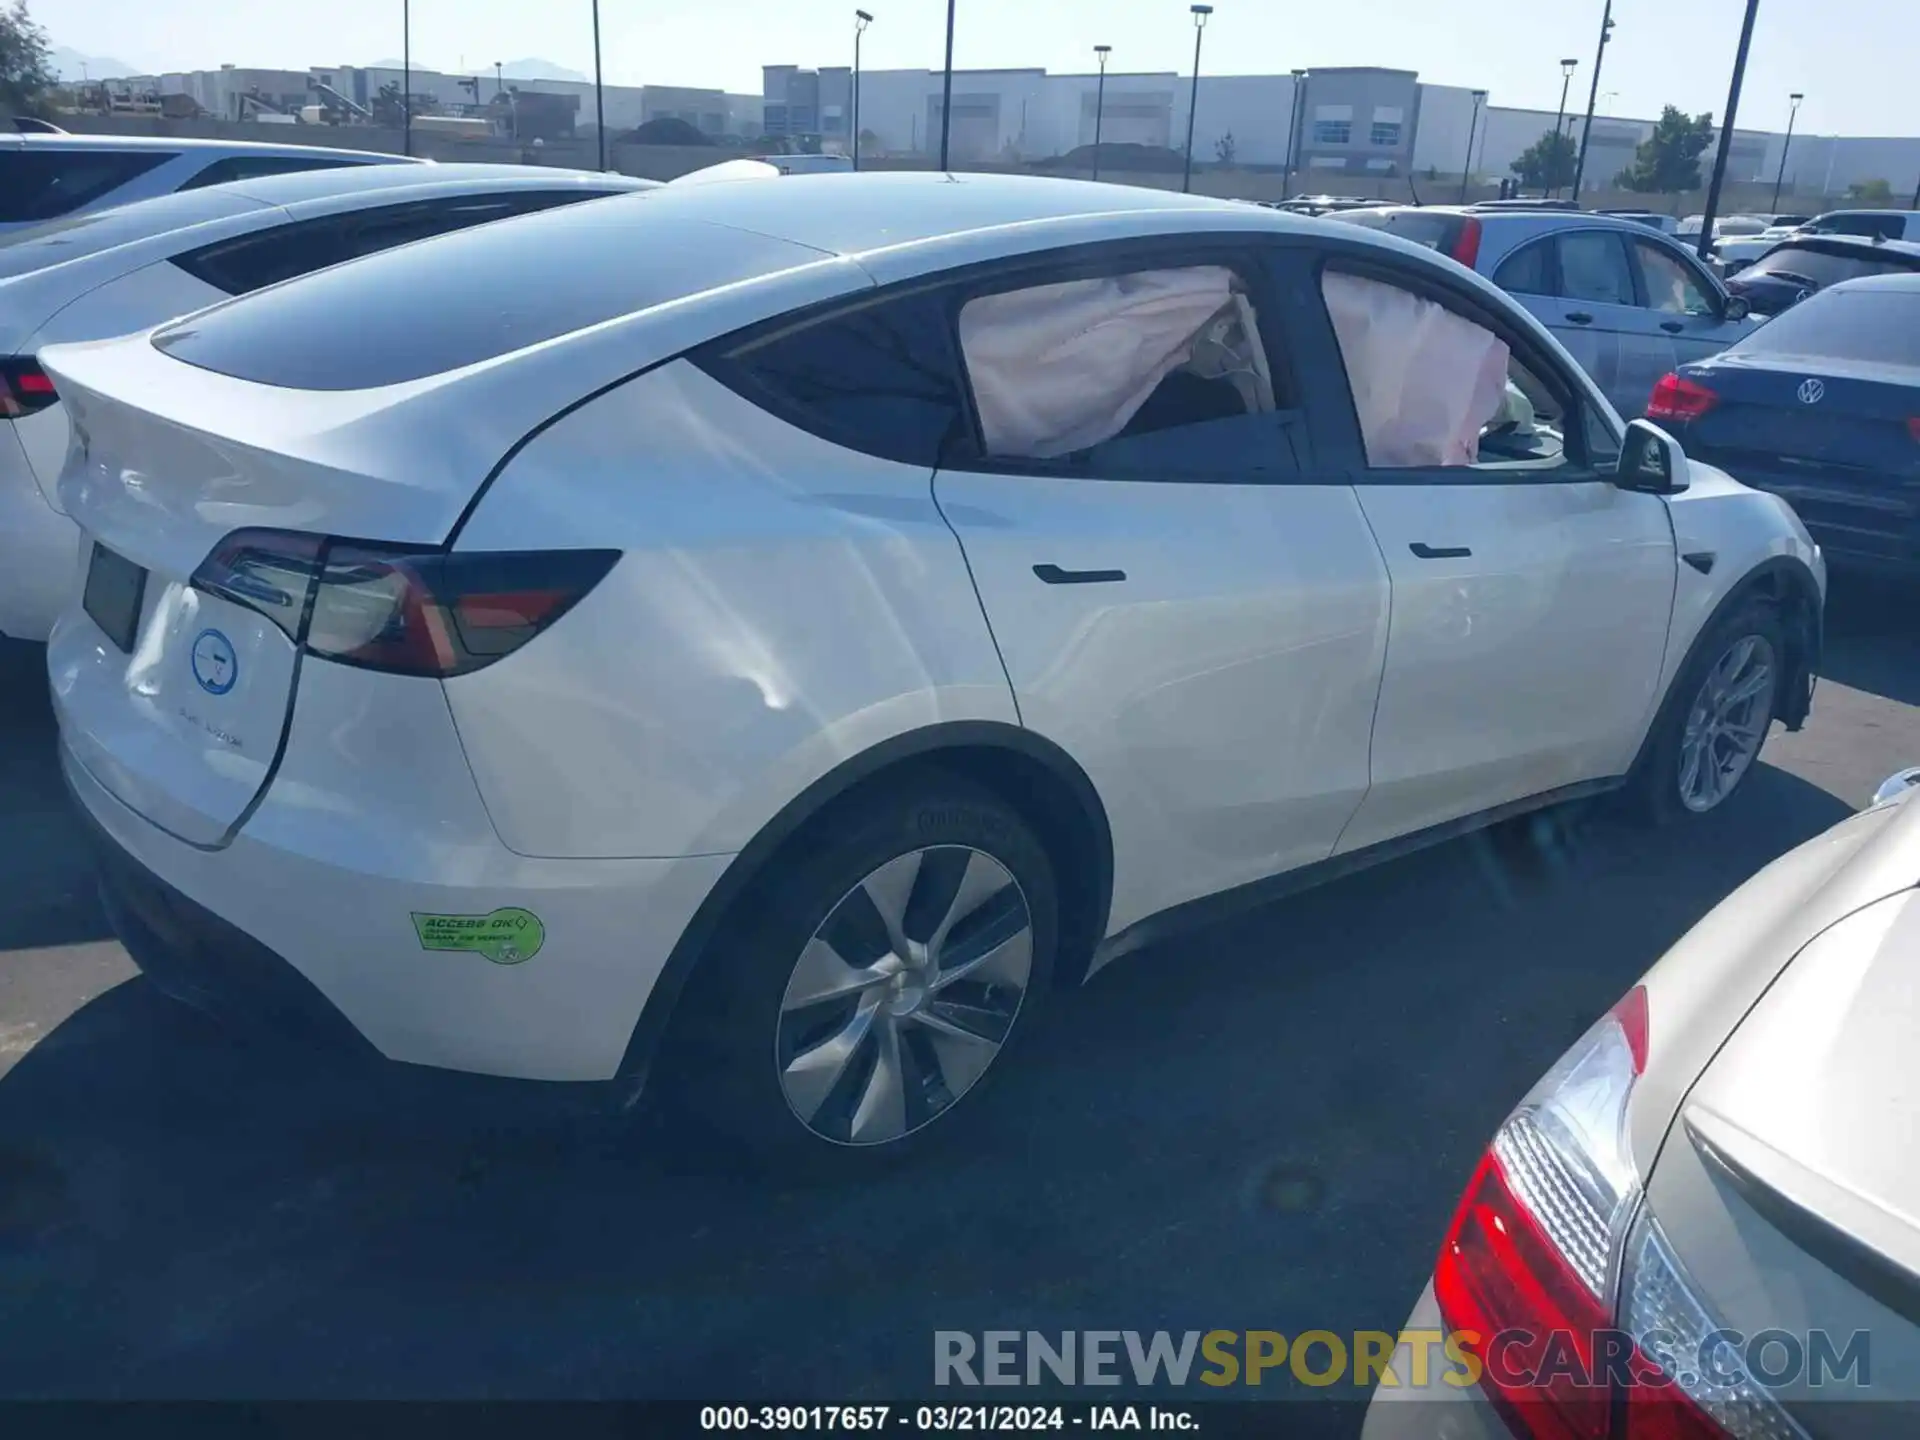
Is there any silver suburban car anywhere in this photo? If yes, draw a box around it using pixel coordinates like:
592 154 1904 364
1336 206 1760 418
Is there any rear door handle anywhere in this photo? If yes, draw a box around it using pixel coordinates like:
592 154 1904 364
1033 563 1127 585
1660 320 1685 334
1409 542 1472 560
1564 311 1595 325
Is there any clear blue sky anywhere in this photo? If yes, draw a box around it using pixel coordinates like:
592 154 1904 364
44 0 1905 136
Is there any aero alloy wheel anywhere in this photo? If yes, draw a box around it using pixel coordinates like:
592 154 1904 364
775 845 1033 1147
1676 633 1778 813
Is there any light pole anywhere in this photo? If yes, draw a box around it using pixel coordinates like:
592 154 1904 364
1181 4 1212 194
1550 58 1577 196
1458 89 1486 203
1770 91 1803 210
1570 0 1616 203
401 0 412 156
495 61 504 99
1283 68 1306 197
1089 44 1111 180
937 0 956 169
853 10 872 168
592 0 606 171
1696 0 1761 263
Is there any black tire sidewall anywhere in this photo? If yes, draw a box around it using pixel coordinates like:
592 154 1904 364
666 772 1059 1172
1632 598 1786 824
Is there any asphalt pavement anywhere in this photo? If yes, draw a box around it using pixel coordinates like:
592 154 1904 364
1 575 1915 1406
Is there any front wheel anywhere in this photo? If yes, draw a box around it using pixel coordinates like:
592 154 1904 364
663 774 1059 1172
1630 598 1785 823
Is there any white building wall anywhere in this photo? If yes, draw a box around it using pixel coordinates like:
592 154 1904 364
1410 84 1482 175
1174 75 1298 166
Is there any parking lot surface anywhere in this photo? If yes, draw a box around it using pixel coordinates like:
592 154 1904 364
1 574 1915 1404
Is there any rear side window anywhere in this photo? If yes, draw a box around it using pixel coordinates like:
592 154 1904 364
171 191 605 297
1492 239 1552 295
176 154 364 191
1555 232 1636 307
1734 289 1920 367
699 289 969 469
1743 245 1915 288
0 150 174 223
151 196 807 391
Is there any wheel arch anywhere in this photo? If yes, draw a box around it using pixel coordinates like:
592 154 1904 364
616 720 1116 1081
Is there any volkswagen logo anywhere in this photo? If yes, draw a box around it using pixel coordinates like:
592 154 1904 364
1797 378 1826 405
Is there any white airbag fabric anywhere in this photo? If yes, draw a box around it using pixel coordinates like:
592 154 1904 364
1322 271 1510 467
961 267 1239 459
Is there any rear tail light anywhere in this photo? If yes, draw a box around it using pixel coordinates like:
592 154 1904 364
192 528 618 677
0 357 58 419
1646 373 1719 423
1452 216 1484 268
1433 986 1804 1439
1906 417 1920 445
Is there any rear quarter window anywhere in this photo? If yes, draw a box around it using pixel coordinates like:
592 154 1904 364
0 150 175 223
151 197 812 390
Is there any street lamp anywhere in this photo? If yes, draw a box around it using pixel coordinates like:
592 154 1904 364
1770 91 1803 210
1571 0 1616 202
1458 88 1487 203
401 0 412 157
1181 4 1213 194
494 61 504 99
592 0 606 171
938 0 956 169
1696 0 1762 263
1550 58 1578 196
1091 44 1111 181
1283 68 1306 198
853 10 873 169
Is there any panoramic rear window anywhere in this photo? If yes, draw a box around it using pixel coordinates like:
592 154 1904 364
151 196 812 391
1735 289 1920 367
0 150 174 223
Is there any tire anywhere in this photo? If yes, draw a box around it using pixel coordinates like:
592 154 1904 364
661 771 1059 1174
1628 596 1787 824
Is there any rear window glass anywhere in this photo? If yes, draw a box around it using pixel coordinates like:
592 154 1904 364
1742 245 1917 288
0 149 174 223
152 196 809 391
1735 289 1920 367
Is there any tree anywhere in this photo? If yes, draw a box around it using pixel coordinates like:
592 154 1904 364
1510 128 1576 191
1847 177 1893 203
1213 130 1237 165
1614 105 1716 194
0 0 57 119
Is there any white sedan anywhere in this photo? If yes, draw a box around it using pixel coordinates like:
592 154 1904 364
41 173 1824 1171
0 163 655 641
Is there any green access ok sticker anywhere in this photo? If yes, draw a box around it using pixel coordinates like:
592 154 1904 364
410 907 546 965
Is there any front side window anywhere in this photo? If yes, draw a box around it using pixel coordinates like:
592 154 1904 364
954 262 1296 481
1321 268 1575 472
1555 232 1636 307
1633 240 1718 315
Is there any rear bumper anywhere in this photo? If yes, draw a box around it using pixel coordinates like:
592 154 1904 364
0 423 78 642
61 724 734 1083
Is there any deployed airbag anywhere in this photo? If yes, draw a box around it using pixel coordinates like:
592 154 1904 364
1322 271 1510 467
961 267 1240 459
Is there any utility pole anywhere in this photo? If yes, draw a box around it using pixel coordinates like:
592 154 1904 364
1091 44 1110 181
937 0 956 169
1181 5 1213 194
401 0 412 156
1551 59 1578 196
853 11 873 168
592 0 606 171
1770 92 1802 210
1570 0 1615 203
1284 69 1306 198
1459 89 1486 203
1697 0 1762 263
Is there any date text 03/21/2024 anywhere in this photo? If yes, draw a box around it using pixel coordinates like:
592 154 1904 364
699 1406 1199 1432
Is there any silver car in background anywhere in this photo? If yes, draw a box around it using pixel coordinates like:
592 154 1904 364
1364 769 1920 1439
1336 206 1758 417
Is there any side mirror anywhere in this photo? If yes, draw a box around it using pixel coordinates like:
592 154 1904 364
1872 767 1920 807
1617 418 1691 495
1724 293 1751 321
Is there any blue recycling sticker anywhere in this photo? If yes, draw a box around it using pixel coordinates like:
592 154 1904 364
190 628 237 696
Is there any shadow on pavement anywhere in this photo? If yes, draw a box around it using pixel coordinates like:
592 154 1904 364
1821 570 1920 709
0 759 1851 1403
0 639 108 951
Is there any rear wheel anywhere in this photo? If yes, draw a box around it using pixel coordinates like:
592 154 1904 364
1630 598 1784 823
664 774 1058 1172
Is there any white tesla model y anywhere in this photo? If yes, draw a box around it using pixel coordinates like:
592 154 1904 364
42 173 1824 1169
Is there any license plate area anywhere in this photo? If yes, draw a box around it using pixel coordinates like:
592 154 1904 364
83 542 148 653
